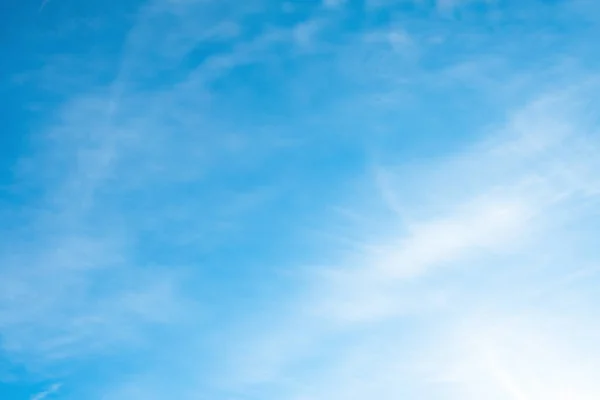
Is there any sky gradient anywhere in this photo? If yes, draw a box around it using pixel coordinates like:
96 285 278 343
2 0 600 399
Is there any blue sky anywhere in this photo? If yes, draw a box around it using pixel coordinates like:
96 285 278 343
2 0 600 398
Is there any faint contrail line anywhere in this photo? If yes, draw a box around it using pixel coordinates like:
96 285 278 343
39 0 51 12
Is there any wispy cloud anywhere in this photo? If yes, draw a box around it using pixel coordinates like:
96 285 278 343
4 0 600 398
4 0 333 379
31 383 62 400
218 85 600 399
38 0 51 12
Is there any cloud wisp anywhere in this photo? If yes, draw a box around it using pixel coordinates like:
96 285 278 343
219 86 600 400
3 0 600 399
31 383 62 400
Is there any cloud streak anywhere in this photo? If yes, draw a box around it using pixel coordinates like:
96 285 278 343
31 383 62 400
4 0 600 399
218 85 600 399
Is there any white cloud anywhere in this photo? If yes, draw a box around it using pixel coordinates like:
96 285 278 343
362 28 413 53
293 20 323 48
3 0 337 379
7 0 600 398
424 311 600 400
31 383 62 400
219 85 600 398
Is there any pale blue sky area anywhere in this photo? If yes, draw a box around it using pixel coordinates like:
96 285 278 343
2 0 600 399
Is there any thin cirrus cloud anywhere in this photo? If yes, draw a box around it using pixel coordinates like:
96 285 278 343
2 0 600 399
31 383 62 400
216 88 600 400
